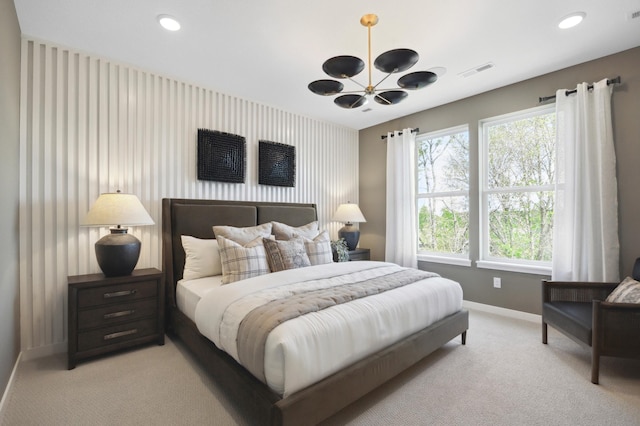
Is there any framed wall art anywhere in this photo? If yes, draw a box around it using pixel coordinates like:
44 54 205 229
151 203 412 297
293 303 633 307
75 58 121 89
197 129 246 183
258 140 295 187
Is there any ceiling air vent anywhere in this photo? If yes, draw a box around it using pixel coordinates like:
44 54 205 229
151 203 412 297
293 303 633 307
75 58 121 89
629 10 640 19
458 62 495 78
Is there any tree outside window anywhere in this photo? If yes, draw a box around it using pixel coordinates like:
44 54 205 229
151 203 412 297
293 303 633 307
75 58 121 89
481 106 555 264
416 126 469 257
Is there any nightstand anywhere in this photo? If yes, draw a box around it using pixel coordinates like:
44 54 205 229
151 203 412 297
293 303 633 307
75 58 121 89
68 268 164 369
348 248 371 261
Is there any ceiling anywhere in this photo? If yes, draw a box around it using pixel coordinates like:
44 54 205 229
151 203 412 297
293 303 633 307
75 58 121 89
13 0 640 131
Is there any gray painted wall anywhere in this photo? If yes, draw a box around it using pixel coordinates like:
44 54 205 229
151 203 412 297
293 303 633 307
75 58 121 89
0 0 21 393
359 47 640 315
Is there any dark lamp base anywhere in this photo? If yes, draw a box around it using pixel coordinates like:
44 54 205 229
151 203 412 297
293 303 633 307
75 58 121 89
338 224 360 251
95 229 141 277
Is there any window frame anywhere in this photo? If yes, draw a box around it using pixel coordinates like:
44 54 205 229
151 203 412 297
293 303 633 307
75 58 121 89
415 124 472 266
477 104 555 275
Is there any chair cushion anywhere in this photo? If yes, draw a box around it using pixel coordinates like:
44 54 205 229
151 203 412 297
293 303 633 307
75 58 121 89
543 301 592 346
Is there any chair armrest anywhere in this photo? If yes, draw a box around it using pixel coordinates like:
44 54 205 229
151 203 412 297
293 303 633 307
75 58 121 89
593 300 640 355
542 280 618 303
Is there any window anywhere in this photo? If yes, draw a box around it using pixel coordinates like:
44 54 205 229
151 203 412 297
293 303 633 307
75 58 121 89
479 105 555 271
416 125 470 262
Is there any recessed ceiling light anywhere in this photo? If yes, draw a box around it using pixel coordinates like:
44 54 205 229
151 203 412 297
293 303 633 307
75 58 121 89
158 14 181 31
558 12 586 29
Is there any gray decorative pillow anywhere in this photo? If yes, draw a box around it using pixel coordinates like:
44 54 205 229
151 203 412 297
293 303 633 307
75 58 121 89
263 237 311 272
606 276 640 304
213 222 272 245
300 230 334 266
217 236 270 284
271 221 319 240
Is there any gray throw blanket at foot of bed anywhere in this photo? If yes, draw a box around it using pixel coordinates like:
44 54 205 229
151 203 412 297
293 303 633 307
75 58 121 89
237 268 438 382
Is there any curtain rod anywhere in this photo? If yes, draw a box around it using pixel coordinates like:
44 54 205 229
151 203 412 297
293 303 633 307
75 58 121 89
538 76 621 103
380 127 419 140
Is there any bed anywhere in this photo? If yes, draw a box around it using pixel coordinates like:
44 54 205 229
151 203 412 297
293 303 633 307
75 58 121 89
162 198 468 425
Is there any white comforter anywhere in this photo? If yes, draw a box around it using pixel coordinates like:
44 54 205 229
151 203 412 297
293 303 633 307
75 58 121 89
194 261 463 397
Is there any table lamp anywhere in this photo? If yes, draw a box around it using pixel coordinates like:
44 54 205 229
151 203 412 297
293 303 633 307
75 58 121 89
333 202 366 251
81 191 154 277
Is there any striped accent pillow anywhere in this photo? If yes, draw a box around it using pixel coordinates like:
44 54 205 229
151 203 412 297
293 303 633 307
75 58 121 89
300 230 334 266
606 276 640 304
217 236 270 284
263 237 311 272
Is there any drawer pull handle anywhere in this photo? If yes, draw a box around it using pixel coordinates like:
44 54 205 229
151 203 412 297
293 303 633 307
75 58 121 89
103 309 135 319
103 289 137 299
103 329 138 340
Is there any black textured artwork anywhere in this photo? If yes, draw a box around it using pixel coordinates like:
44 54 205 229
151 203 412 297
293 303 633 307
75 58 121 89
259 141 295 187
197 129 245 183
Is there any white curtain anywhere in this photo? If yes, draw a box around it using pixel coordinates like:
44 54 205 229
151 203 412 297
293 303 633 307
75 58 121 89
386 129 418 268
552 79 619 281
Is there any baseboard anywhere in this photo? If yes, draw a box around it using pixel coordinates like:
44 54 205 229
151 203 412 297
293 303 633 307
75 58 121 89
0 352 22 417
20 341 66 362
463 300 541 323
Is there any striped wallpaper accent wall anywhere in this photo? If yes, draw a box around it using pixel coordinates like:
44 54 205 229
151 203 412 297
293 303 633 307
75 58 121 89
19 38 359 352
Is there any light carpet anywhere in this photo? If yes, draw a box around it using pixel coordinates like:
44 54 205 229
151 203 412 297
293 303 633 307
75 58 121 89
1 309 639 425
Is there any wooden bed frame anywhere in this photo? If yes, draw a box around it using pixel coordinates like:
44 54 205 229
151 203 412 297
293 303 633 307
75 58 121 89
162 198 469 425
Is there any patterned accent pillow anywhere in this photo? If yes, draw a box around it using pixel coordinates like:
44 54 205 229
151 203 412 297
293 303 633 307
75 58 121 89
300 230 334 266
181 236 222 280
213 223 272 246
271 221 319 240
217 236 270 284
606 276 640 304
263 237 311 272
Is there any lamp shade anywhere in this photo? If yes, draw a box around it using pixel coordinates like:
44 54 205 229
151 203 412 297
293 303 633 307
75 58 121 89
81 192 154 227
333 203 366 224
81 192 154 277
333 203 366 251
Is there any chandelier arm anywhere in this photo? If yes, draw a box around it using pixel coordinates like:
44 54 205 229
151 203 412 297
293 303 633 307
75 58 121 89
372 71 396 90
339 89 369 95
350 95 367 109
374 94 392 105
345 76 368 90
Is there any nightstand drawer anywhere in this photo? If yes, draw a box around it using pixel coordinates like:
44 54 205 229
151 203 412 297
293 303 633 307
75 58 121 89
77 318 158 352
78 299 157 330
77 280 158 308
348 248 370 261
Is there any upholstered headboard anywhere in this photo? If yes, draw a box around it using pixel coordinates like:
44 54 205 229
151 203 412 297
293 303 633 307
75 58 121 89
161 198 317 308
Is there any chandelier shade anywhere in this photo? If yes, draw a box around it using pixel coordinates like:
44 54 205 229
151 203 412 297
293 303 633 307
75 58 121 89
398 71 438 89
373 48 419 73
308 79 344 96
308 14 437 109
322 56 365 78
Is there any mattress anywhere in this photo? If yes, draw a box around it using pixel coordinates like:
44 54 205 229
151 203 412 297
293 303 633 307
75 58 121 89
176 275 224 321
191 261 463 397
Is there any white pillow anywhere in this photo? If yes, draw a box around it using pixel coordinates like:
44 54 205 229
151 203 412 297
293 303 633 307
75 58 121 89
217 235 270 284
272 221 319 240
606 276 640 304
181 236 222 280
213 223 272 245
299 230 334 266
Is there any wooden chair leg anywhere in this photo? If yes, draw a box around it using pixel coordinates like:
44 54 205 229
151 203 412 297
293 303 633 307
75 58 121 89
542 321 548 344
591 344 600 384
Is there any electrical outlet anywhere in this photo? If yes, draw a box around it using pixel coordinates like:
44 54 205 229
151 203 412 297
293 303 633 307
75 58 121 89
493 277 501 288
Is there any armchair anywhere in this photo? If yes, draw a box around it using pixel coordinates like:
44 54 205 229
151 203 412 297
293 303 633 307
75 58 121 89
542 277 640 384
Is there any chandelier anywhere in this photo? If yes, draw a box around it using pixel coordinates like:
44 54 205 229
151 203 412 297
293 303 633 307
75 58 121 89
308 14 437 109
